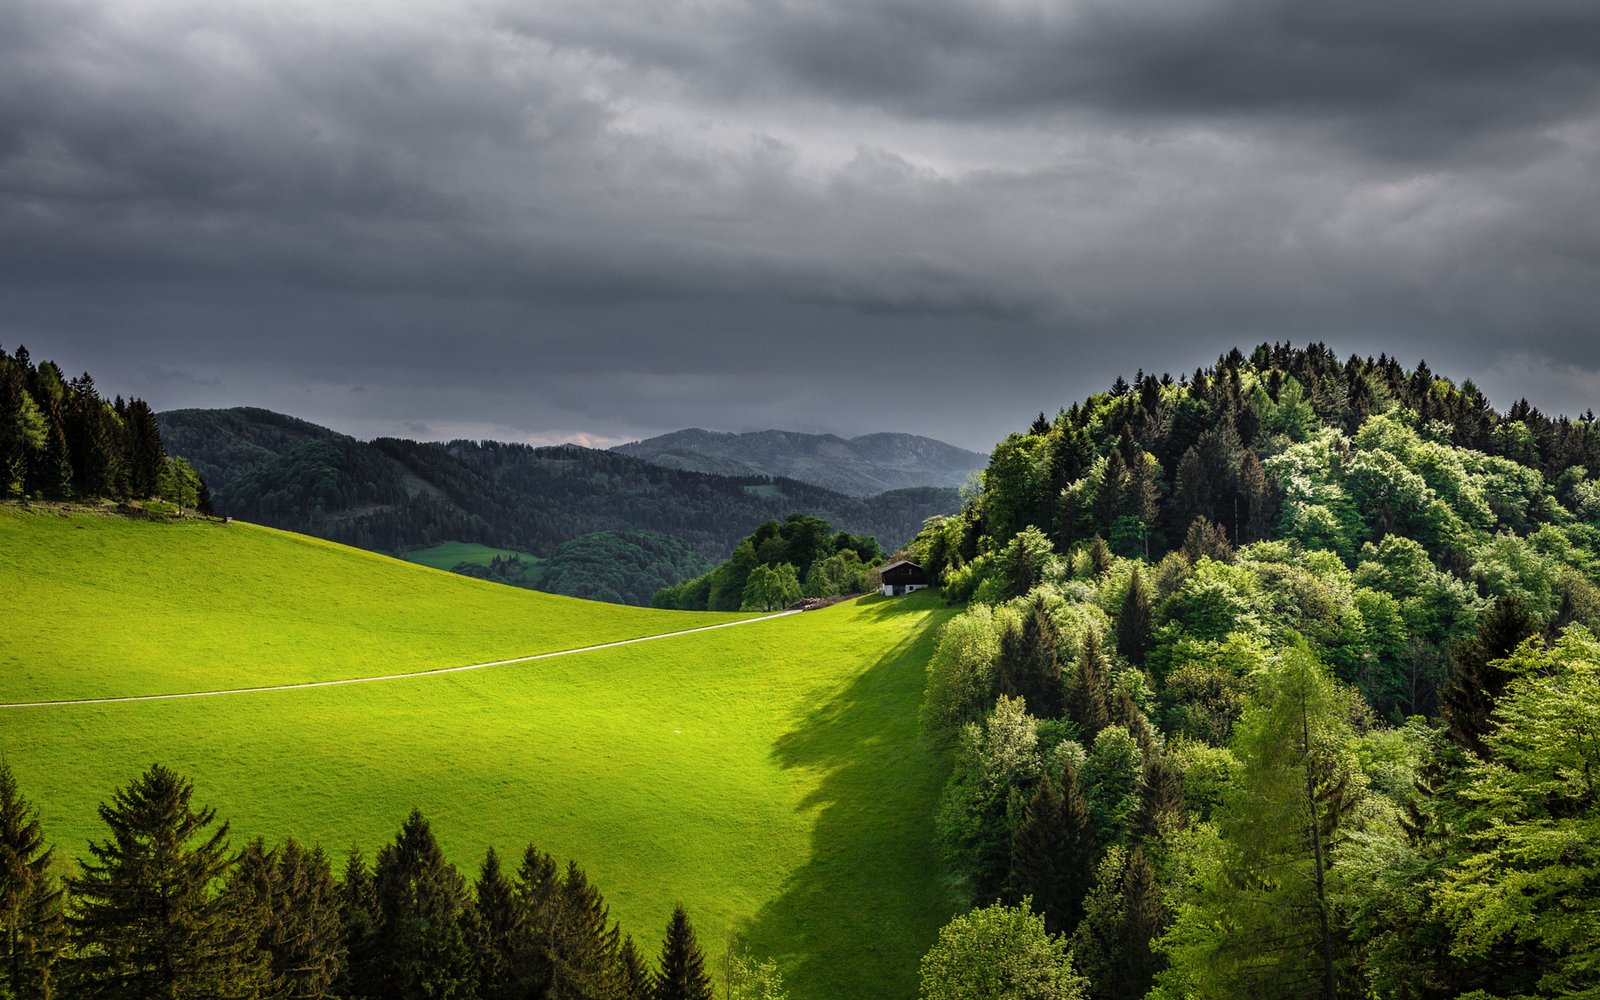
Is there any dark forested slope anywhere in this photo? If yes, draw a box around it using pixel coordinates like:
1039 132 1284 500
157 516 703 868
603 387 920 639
157 408 959 580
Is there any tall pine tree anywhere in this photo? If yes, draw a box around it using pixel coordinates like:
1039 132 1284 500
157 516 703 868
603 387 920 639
368 809 473 1000
68 764 265 999
1009 762 1096 936
0 761 65 1000
652 906 711 1000
1439 596 1540 758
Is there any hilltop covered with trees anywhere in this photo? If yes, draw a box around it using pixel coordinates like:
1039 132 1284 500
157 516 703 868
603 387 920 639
905 344 1600 998
0 345 208 513
652 513 885 611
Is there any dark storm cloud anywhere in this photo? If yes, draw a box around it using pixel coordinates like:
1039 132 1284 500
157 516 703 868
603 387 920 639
0 0 1597 451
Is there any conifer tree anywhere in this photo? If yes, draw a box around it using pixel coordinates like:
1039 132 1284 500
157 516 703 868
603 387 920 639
998 598 1064 719
121 399 167 500
471 848 521 1000
511 845 560 997
1115 570 1151 667
369 809 473 1000
1068 631 1111 742
1439 596 1540 758
1070 846 1167 1000
1130 754 1186 846
1010 762 1095 936
618 936 651 1000
652 906 712 1000
550 861 621 999
227 837 342 1000
68 764 266 999
337 847 379 999
0 761 64 1000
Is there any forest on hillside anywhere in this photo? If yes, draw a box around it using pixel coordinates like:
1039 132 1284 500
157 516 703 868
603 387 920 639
0 346 208 512
158 408 958 602
902 343 1600 999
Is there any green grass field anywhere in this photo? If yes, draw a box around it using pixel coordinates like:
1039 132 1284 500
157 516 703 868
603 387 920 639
0 508 749 701
0 507 958 998
400 540 547 584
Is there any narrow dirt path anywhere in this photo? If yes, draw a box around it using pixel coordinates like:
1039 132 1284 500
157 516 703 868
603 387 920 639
0 611 802 710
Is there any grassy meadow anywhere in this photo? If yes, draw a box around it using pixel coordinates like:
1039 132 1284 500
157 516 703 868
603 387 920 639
0 507 959 998
400 540 547 583
0 507 748 701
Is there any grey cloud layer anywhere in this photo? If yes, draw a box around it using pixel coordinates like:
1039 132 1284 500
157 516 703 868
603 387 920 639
2 0 1597 450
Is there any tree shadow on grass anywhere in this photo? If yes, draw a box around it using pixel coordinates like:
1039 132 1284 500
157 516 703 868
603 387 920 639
738 599 961 1000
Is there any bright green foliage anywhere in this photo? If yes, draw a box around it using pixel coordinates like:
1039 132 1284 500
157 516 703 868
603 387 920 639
657 514 885 611
1434 629 1600 995
1080 727 1143 849
720 937 789 1000
68 764 266 999
1157 647 1360 1000
938 697 1043 902
741 563 802 612
918 899 1085 1000
653 905 712 1000
923 603 1013 740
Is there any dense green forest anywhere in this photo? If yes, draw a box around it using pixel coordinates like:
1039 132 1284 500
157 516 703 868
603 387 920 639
0 346 208 512
158 408 956 603
902 343 1600 998
652 513 885 611
0 761 778 1000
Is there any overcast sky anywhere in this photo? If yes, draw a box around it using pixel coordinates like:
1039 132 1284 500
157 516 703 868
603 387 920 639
2 0 1597 452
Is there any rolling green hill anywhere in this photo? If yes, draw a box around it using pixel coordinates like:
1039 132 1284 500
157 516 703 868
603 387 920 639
0 506 958 998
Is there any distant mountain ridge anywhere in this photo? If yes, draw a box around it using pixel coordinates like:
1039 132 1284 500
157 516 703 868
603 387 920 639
156 408 962 604
613 428 986 495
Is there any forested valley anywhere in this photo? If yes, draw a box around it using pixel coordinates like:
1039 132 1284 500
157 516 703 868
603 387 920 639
906 343 1600 998
156 407 957 604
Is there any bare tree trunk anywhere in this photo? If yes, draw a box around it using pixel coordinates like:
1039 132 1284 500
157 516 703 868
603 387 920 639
1300 693 1338 1000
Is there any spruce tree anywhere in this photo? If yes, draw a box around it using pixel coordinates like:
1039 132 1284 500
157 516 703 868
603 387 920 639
68 764 266 999
471 848 521 1000
0 761 64 1000
1068 631 1111 742
1130 754 1186 846
1115 570 1151 667
337 847 379 999
1009 762 1095 936
618 936 651 1000
369 809 473 1000
1439 595 1540 758
652 906 711 1000
998 598 1064 719
1070 846 1167 1000
121 399 167 500
550 861 621 999
511 845 560 998
227 837 343 1000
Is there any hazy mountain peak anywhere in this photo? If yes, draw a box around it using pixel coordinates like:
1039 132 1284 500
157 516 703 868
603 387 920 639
613 428 986 496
